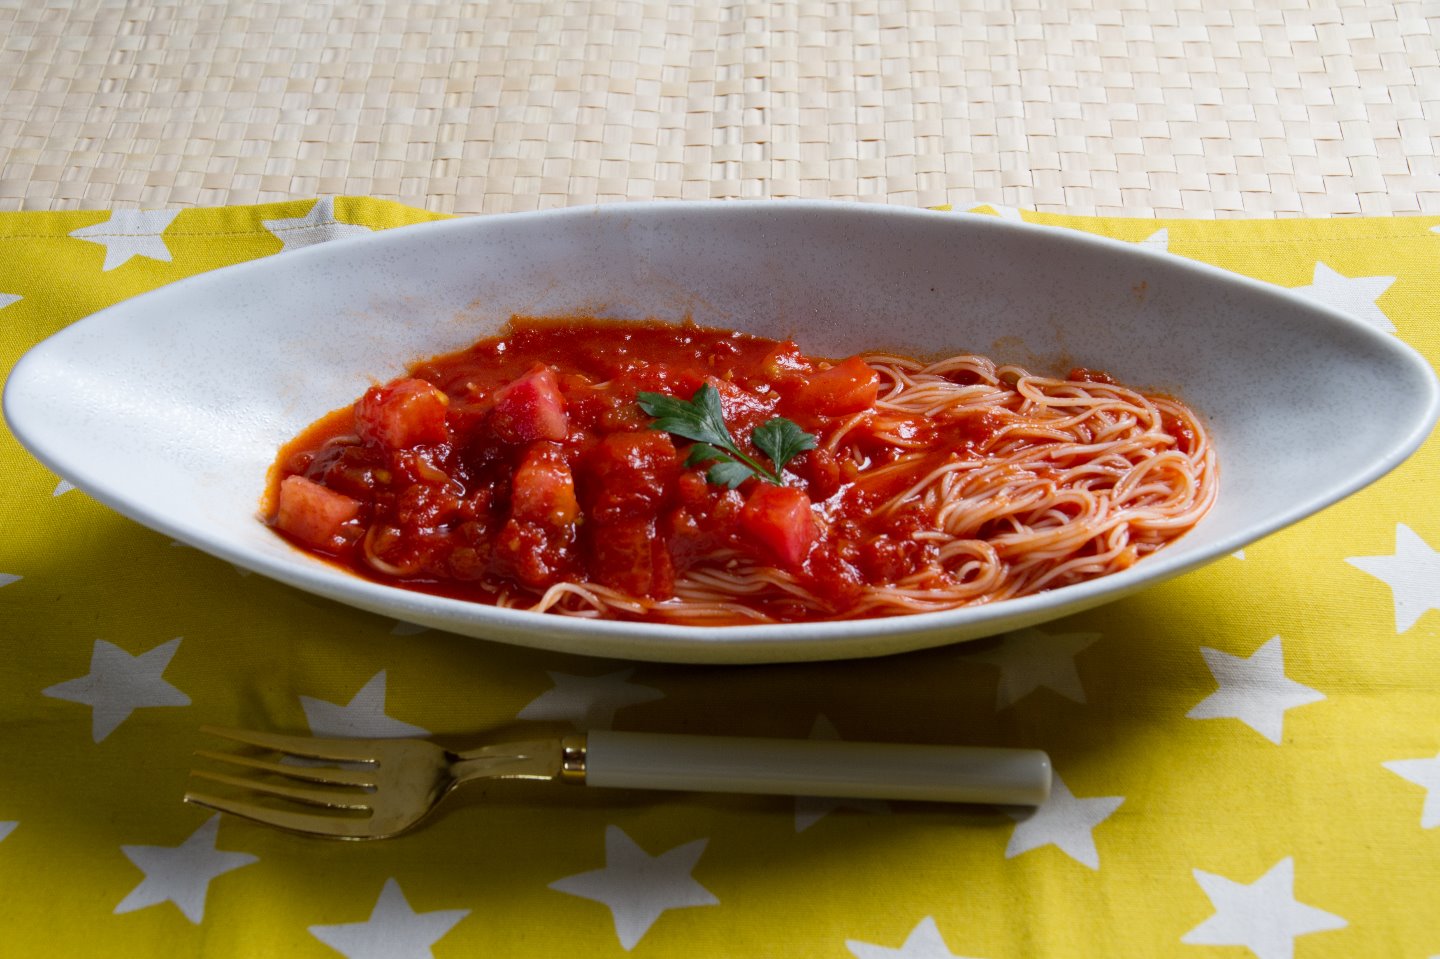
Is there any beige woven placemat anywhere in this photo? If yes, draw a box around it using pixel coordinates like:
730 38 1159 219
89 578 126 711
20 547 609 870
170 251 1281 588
1 0 1436 217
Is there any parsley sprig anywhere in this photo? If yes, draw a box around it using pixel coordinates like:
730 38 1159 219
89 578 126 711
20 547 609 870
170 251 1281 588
637 384 817 489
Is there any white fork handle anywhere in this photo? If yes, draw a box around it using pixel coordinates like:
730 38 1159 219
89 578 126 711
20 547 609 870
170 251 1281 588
583 731 1051 806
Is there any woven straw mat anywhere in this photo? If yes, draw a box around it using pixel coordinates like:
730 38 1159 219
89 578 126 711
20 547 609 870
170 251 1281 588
1 0 1437 217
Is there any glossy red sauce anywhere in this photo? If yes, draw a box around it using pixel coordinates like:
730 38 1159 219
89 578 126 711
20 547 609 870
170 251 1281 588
268 318 1008 621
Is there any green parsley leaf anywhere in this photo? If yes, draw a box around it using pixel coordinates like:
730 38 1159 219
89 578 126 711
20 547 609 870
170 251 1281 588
752 417 818 473
707 460 755 489
683 442 753 489
637 385 817 488
638 384 733 447
683 442 733 470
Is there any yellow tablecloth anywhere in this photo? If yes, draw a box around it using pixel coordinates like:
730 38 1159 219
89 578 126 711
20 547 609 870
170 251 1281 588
1 199 1437 958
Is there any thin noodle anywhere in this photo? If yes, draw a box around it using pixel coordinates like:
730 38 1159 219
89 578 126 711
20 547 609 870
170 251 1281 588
510 352 1217 624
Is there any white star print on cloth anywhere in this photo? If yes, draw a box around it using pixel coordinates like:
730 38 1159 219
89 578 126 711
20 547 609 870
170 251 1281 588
1181 857 1346 959
1346 524 1440 634
846 916 984 959
114 816 257 924
68 208 181 271
0 292 20 310
965 627 1100 709
795 715 890 832
0 573 18 588
308 878 469 959
0 822 16 842
977 203 1024 221
1288 261 1397 333
516 669 664 730
549 825 718 950
53 478 75 496
42 637 190 742
1186 636 1323 745
1138 228 1170 253
300 671 428 738
1004 771 1123 870
1383 752 1440 828
262 197 373 253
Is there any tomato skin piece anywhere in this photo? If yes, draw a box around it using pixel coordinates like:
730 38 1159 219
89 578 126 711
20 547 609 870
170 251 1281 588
511 441 580 527
793 356 879 416
490 364 569 443
740 484 817 568
355 378 450 449
275 475 362 552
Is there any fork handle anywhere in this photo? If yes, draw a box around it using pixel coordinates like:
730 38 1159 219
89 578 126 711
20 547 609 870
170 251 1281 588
580 731 1051 806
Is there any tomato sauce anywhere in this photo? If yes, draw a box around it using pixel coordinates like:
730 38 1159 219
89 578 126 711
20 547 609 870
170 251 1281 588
268 318 1002 622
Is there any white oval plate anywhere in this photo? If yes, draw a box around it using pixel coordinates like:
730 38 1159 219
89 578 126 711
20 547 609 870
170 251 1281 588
6 201 1437 662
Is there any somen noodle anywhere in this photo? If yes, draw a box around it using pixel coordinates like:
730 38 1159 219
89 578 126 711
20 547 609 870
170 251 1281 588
268 320 1215 625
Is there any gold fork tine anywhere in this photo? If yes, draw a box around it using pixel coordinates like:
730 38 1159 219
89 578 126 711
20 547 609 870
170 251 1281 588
187 770 371 810
183 789 377 840
193 749 377 788
200 724 381 762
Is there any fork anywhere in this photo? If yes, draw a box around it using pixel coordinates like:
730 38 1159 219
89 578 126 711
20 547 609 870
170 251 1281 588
184 725 1052 839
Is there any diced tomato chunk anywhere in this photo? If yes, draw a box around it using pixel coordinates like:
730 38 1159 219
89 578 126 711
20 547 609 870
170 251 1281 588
511 442 580 527
393 481 463 531
793 356 879 415
706 376 770 428
804 540 866 609
789 447 843 500
662 506 706 571
858 534 934 582
275 475 362 552
580 432 679 523
1068 367 1118 385
589 518 675 599
663 479 745 573
355 378 450 449
494 518 574 589
1160 411 1197 454
620 364 707 406
491 364 568 443
759 341 810 380
740 484 816 568
675 470 712 507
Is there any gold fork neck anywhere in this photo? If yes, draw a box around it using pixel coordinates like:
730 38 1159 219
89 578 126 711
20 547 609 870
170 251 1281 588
450 738 574 784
